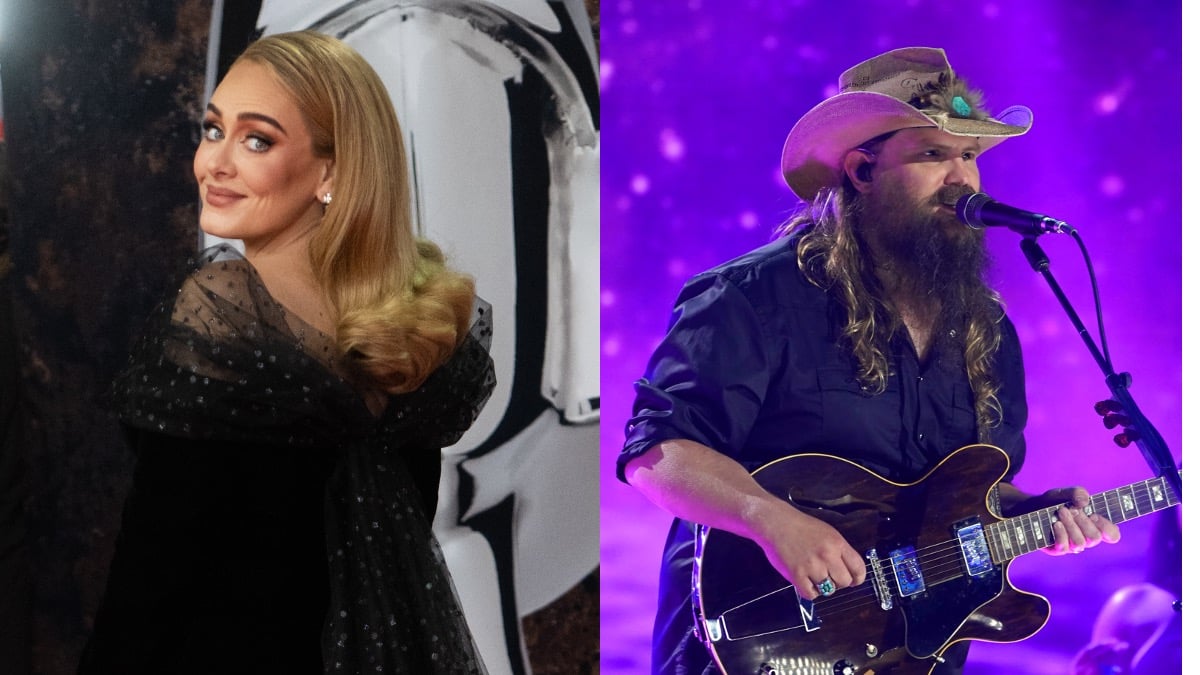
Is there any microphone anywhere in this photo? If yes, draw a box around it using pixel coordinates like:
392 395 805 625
955 192 1072 235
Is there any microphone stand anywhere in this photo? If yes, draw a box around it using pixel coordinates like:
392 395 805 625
1018 236 1181 498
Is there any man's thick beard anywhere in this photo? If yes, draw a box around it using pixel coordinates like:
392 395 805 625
852 183 997 345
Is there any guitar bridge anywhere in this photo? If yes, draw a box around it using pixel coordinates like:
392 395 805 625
866 549 893 610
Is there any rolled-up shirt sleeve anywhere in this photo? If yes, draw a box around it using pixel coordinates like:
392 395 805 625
618 272 773 483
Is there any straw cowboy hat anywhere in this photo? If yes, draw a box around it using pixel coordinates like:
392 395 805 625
780 46 1033 200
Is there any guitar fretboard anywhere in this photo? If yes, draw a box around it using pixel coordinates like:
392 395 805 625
984 474 1180 562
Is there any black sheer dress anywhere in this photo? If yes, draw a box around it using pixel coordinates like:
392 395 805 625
78 244 495 674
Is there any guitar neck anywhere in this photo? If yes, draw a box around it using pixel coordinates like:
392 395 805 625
986 474 1180 563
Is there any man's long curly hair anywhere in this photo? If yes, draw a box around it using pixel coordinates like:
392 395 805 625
776 184 1007 441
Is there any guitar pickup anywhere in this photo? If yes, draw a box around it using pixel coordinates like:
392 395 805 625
954 519 995 577
889 545 925 597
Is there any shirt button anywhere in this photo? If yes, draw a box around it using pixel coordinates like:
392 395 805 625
917 432 926 441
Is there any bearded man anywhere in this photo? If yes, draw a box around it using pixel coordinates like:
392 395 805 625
617 47 1121 674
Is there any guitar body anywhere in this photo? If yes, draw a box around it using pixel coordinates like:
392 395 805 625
694 444 1051 674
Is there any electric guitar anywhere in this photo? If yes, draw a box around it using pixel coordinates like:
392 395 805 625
692 444 1180 674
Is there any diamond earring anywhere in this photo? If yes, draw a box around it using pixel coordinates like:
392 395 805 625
321 192 333 205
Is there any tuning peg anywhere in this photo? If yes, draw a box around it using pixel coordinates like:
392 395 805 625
1094 399 1123 415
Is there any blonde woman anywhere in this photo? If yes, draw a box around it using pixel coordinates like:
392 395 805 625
79 31 494 674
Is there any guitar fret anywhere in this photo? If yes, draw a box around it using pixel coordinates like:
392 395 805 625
1031 512 1047 546
1136 479 1173 514
1088 478 1178 528
1094 490 1114 522
1117 485 1140 522
1149 480 1167 507
1013 517 1029 554
1134 482 1151 516
997 524 1013 560
984 474 1180 564
1118 482 1137 521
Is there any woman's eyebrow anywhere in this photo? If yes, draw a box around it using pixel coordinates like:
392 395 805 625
206 103 288 136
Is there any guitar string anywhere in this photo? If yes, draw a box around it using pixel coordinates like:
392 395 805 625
718 478 1179 635
784 535 1000 621
794 483 1177 624
883 481 1175 584
773 539 974 625
810 531 1058 624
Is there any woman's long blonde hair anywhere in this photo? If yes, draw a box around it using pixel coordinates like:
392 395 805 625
237 31 474 393
778 185 1006 440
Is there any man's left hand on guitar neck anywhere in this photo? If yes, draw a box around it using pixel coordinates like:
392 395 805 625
993 482 1122 556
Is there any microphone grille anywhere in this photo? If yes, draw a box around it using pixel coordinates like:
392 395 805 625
956 192 992 229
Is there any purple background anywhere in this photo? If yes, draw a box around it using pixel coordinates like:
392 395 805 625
599 2 1183 674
